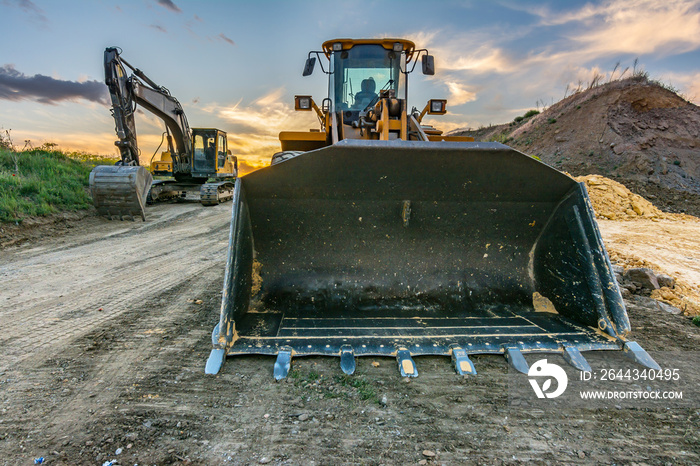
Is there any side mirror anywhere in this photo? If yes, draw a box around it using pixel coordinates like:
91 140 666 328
303 57 316 76
422 55 435 75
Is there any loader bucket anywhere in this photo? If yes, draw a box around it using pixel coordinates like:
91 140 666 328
207 140 657 377
89 165 153 221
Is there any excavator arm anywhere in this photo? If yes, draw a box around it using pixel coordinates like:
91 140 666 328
104 47 192 174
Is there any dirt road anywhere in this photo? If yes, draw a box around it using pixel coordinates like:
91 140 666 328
1 203 698 465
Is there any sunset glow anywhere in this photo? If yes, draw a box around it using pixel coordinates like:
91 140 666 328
1 0 699 172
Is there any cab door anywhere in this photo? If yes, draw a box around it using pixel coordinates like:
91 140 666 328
216 131 227 171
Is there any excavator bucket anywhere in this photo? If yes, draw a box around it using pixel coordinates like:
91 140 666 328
89 165 153 221
206 140 658 377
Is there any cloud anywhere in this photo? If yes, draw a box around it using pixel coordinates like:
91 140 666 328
217 33 235 46
204 88 318 166
659 71 700 104
156 0 181 13
4 0 48 23
532 0 700 57
440 47 518 74
0 65 108 105
238 159 267 176
214 88 291 132
150 24 167 33
444 81 477 105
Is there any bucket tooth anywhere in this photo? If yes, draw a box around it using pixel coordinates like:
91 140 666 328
396 348 418 378
339 345 356 375
505 347 529 374
562 345 592 372
450 345 476 375
273 347 293 381
205 348 226 375
623 341 661 370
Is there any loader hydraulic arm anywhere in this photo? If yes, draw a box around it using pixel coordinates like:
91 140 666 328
104 47 193 173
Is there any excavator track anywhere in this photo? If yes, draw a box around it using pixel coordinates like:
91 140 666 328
200 181 235 206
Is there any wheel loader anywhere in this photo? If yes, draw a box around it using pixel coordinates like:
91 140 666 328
89 47 238 221
206 38 659 379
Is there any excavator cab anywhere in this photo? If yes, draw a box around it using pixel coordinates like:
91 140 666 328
191 128 235 178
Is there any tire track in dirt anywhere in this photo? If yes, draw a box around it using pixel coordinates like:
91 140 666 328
0 204 231 373
33 268 223 455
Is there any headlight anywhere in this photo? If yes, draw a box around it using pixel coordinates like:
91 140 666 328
427 99 447 115
294 95 313 111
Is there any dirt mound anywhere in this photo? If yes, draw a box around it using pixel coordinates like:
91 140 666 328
453 77 700 211
577 173 700 315
575 174 668 220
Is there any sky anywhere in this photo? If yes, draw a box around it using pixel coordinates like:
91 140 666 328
1 0 699 172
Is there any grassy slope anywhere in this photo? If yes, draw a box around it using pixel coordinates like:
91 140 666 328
0 148 116 223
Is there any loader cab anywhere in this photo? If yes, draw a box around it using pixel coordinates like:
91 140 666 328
191 128 237 178
326 40 409 125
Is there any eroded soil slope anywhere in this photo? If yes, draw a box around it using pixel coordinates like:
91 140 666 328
454 77 700 216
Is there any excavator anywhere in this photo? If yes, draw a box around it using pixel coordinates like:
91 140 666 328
89 47 238 221
206 38 660 379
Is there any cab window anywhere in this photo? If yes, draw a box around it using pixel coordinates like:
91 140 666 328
217 133 226 168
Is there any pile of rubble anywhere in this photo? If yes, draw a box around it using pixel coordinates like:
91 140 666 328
613 265 689 315
576 174 670 220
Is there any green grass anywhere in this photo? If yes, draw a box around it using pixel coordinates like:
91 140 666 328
336 374 380 404
693 316 700 327
0 148 117 223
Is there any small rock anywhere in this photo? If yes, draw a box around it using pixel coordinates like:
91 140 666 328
620 288 632 299
578 450 586 459
371 361 380 367
259 457 272 464
264 413 270 419
126 444 132 449
419 460 428 466
657 274 675 288
115 448 122 455
381 395 388 406
656 301 682 315
623 268 659 290
423 450 436 457
298 413 310 421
